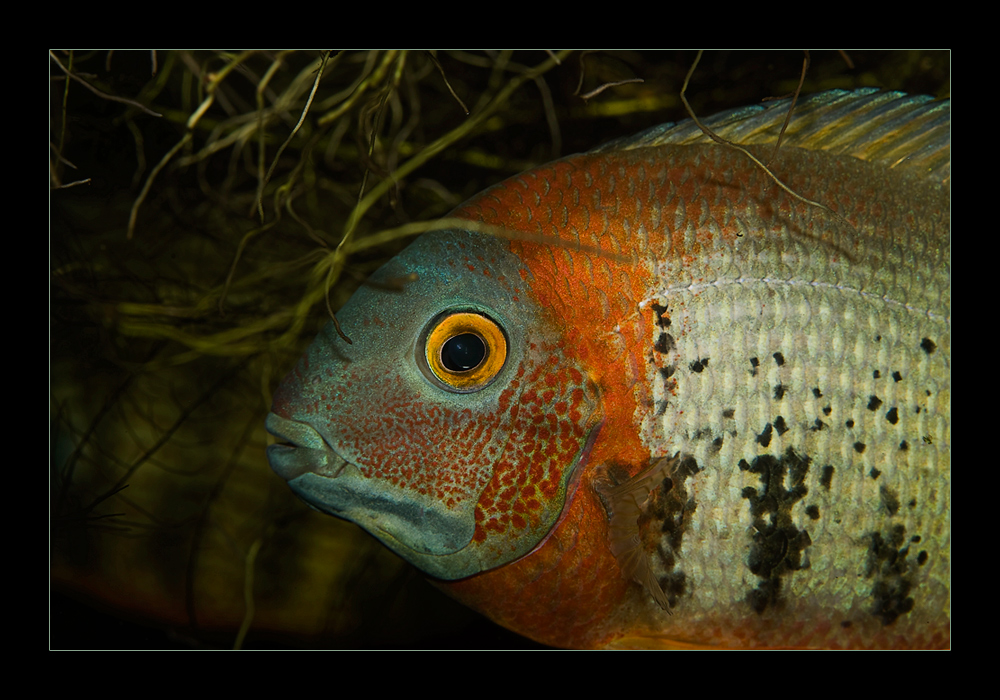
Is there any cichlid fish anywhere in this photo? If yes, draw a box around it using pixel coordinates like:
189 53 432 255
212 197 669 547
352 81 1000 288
266 89 950 649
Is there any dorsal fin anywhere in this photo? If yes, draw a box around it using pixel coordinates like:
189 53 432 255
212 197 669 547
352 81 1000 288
591 89 950 187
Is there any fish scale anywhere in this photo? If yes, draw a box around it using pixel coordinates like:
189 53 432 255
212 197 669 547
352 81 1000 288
267 90 950 648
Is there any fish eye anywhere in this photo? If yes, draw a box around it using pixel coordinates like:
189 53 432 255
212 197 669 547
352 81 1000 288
423 311 507 392
441 333 485 371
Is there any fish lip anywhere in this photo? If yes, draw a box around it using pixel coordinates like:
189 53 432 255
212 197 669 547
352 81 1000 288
265 412 350 481
265 411 325 450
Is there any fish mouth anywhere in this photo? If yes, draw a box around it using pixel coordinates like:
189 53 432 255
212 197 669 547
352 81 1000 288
265 412 353 482
265 412 475 563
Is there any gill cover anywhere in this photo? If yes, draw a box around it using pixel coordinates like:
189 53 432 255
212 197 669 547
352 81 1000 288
266 228 602 580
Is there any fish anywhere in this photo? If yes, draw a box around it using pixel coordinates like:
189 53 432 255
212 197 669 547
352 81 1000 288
266 89 950 649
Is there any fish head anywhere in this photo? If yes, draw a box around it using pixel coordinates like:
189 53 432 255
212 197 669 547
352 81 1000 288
266 227 602 580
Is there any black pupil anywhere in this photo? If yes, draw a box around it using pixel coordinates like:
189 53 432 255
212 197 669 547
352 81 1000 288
441 333 486 372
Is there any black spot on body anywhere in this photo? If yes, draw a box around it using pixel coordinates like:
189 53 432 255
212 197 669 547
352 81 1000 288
722 408 735 419
873 370 881 379
823 405 832 416
774 416 788 435
774 384 787 400
869 468 881 480
805 505 820 520
710 436 723 453
819 466 834 490
812 387 823 398
689 357 709 373
854 442 866 454
756 423 773 448
886 407 899 424
892 371 903 382
739 448 812 613
657 569 687 609
845 419 855 428
920 338 937 354
749 357 759 376
641 455 701 609
659 364 676 380
654 333 675 354
773 352 785 366
917 551 928 566
651 303 671 329
880 485 900 516
810 418 826 431
871 579 915 625
865 525 917 626
899 441 908 451
867 395 883 411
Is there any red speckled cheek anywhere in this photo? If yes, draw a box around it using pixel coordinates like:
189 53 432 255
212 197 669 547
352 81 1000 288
284 358 517 511
472 346 601 561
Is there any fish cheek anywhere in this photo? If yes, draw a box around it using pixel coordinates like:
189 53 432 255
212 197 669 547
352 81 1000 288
465 348 603 572
311 348 600 579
